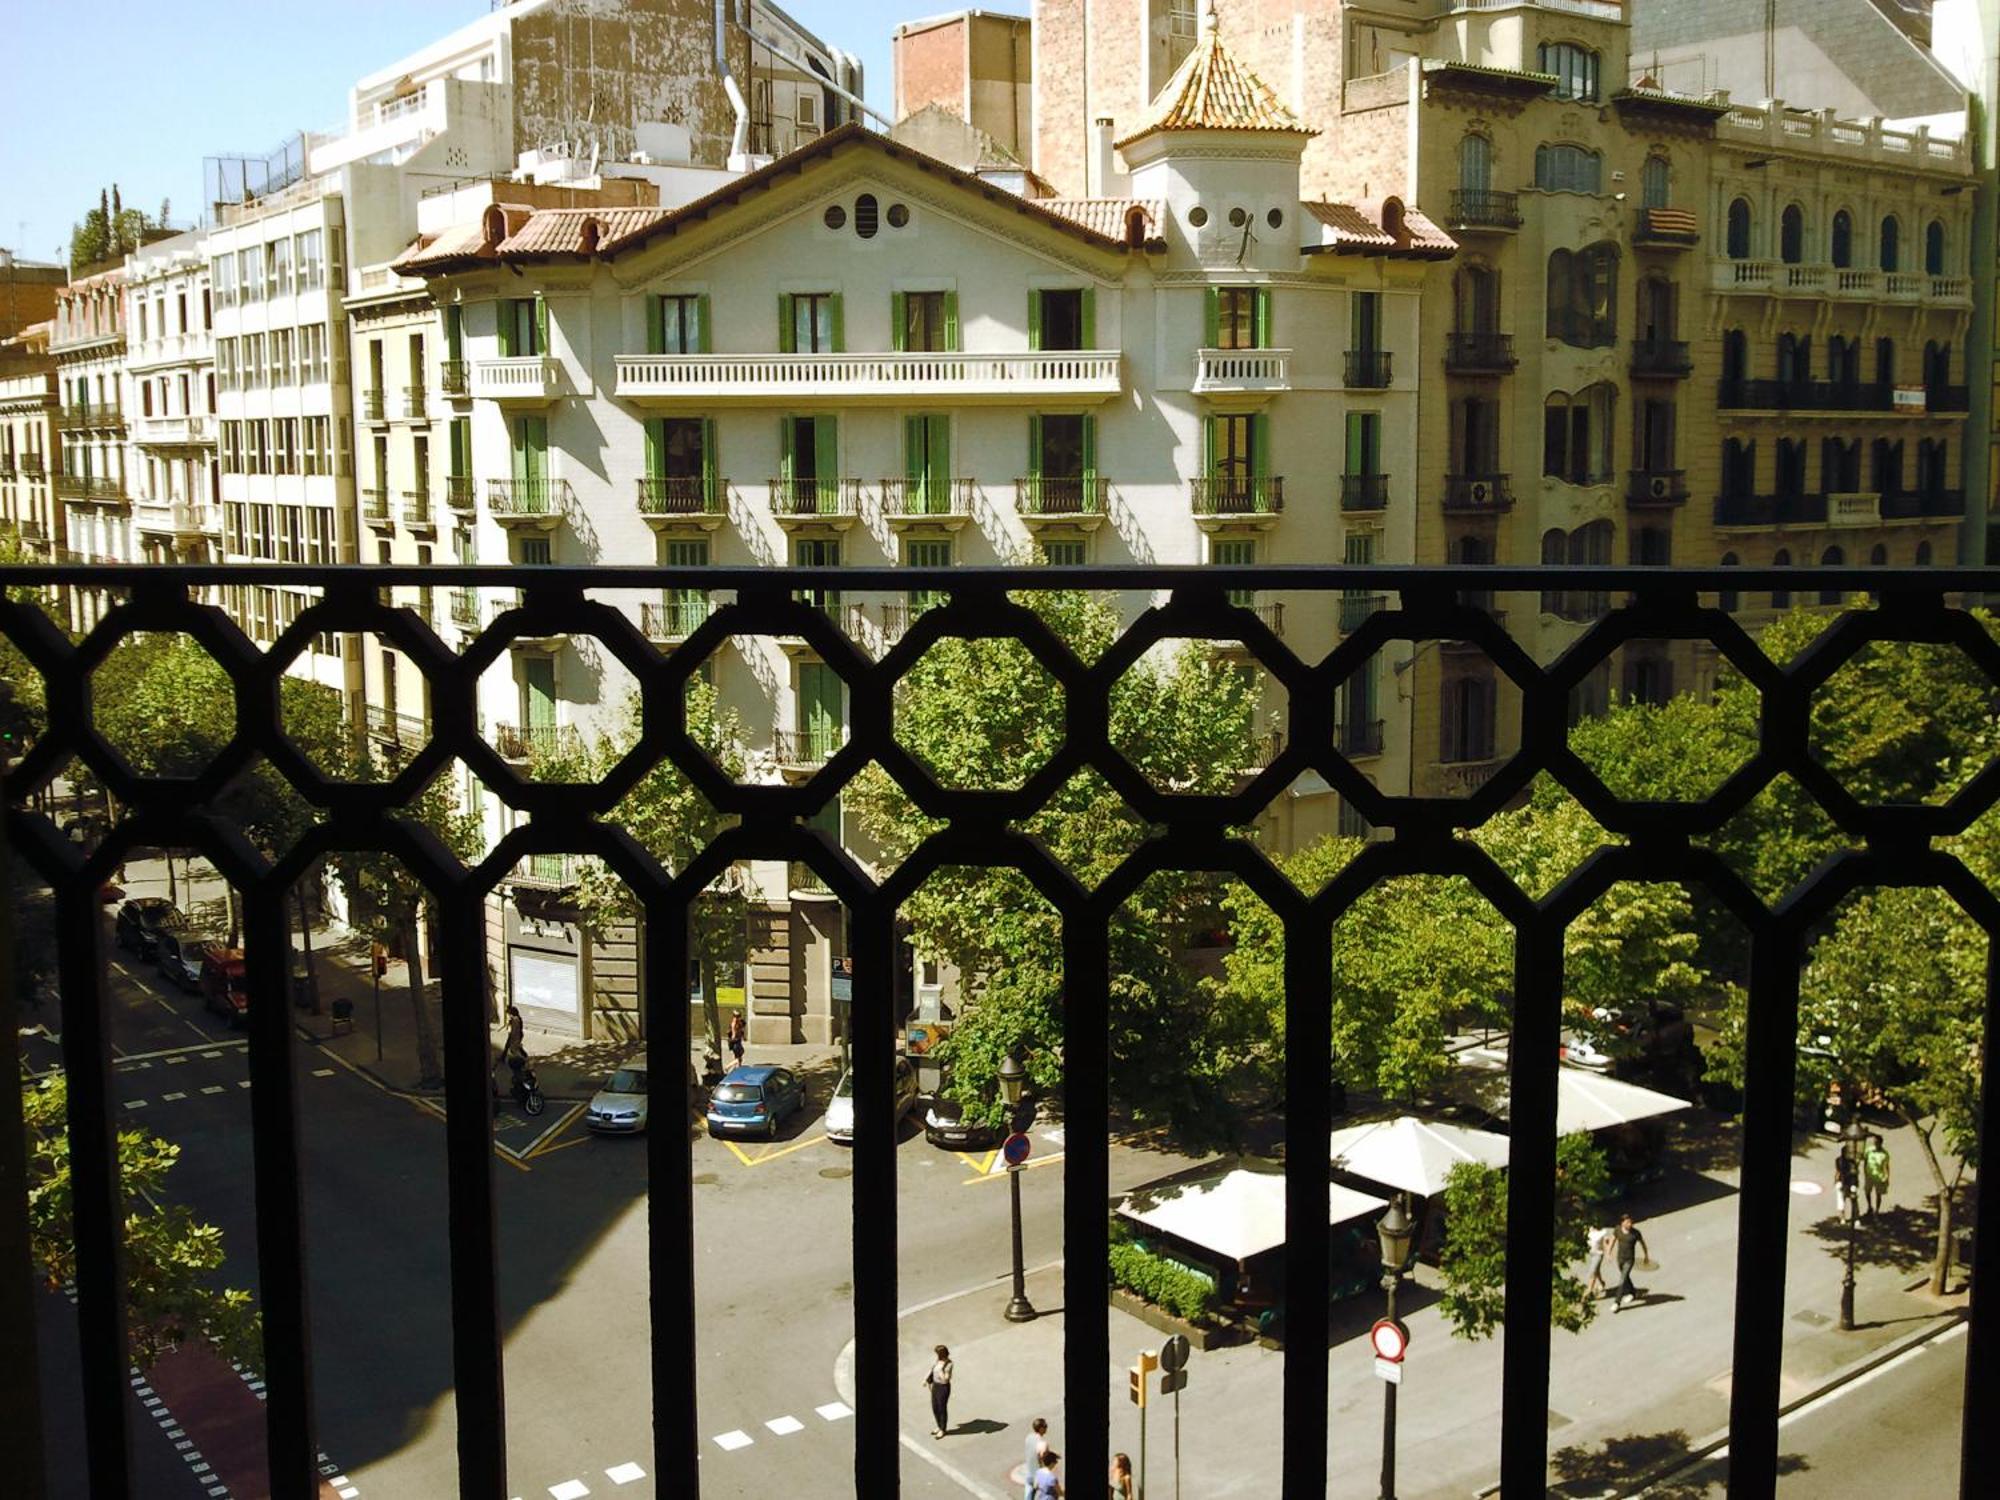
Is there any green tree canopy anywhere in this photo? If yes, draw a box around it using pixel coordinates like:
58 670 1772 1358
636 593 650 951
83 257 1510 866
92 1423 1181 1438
1438 1132 1610 1341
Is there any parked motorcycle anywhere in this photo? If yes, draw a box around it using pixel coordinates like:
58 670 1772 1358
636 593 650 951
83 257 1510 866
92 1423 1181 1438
509 1066 545 1117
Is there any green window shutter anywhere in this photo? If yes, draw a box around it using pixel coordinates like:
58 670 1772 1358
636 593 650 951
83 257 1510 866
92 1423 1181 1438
647 295 665 355
1204 287 1220 347
891 292 907 352
700 418 718 505
1253 288 1273 348
498 301 516 358
1202 414 1216 478
814 415 839 490
534 295 550 357
1345 413 1363 474
927 414 950 503
1081 287 1097 347
510 415 528 484
1081 413 1097 481
449 417 468 476
445 304 463 361
904 415 925 485
1250 413 1271 505
1027 290 1042 351
828 293 845 353
645 417 663 479
778 295 796 353
1027 415 1044 484
694 293 711 353
778 416 796 486
943 291 959 351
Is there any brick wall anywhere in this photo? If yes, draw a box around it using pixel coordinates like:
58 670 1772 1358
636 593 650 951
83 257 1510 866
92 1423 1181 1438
895 16 967 123
1033 0 1089 194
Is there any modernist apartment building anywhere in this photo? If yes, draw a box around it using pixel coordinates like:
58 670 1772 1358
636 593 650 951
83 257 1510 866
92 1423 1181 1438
124 231 220 566
0 321 60 559
50 269 132 626
394 35 1445 1039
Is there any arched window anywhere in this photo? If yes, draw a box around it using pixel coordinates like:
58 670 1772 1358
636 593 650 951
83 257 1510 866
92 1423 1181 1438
1535 144 1603 193
1538 42 1601 101
1925 219 1947 275
1459 133 1492 193
1455 264 1499 335
1916 540 1933 565
1726 198 1753 259
1869 544 1888 566
1542 385 1615 484
1441 675 1496 762
1772 548 1792 610
1780 204 1804 264
1923 340 1951 399
1831 209 1853 268
1875 337 1896 387
1721 328 1748 385
1776 331 1811 388
1546 242 1618 347
1873 436 1905 496
1880 215 1900 271
1721 436 1756 497
1641 155 1670 209
1819 545 1845 606
1827 335 1858 389
1718 552 1740 614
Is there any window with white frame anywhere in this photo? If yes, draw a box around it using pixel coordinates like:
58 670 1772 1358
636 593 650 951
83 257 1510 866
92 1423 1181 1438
1537 42 1600 101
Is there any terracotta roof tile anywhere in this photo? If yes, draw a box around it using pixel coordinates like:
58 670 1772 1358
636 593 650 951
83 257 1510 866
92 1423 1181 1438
1116 26 1313 149
1034 198 1167 244
1302 198 1457 259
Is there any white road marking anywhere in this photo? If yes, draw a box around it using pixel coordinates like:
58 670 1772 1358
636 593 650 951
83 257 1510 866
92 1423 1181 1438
713 1429 754 1451
765 1415 804 1435
816 1401 853 1421
313 1068 337 1077
163 1092 186 1101
237 1079 252 1088
201 1085 225 1095
605 1463 646 1484
123 1099 148 1109
548 1482 591 1500
200 1050 222 1059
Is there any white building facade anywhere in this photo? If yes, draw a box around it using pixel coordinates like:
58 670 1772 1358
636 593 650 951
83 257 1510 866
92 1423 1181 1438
124 231 220 566
50 268 132 626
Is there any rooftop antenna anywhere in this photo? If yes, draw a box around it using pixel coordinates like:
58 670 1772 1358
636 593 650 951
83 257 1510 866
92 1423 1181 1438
1764 0 1777 100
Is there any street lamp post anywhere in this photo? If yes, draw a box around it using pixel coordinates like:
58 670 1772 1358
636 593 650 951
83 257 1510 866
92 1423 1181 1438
1376 1193 1414 1500
998 1053 1037 1323
1839 1116 1868 1331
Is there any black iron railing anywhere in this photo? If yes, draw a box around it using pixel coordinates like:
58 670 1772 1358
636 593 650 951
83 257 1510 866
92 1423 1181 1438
1444 330 1517 373
0 561 1994 1500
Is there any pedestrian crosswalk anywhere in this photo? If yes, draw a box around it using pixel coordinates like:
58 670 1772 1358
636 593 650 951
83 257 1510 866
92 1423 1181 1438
501 1401 851 1500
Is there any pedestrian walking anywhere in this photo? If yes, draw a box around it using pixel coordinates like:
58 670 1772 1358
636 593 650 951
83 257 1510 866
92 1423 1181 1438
1611 1212 1651 1310
503 1004 526 1083
1584 1224 1614 1301
727 1009 746 1068
1862 1133 1891 1217
1032 1449 1063 1498
923 1344 953 1438
1834 1147 1857 1218
1108 1451 1135 1499
1024 1417 1050 1500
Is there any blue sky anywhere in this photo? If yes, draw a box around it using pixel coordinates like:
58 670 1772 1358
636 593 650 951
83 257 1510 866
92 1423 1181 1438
0 0 954 266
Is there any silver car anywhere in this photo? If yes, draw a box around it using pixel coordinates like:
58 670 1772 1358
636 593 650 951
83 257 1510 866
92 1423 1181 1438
586 1052 649 1134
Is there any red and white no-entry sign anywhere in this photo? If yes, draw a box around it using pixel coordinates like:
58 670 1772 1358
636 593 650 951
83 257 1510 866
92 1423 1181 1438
1369 1317 1410 1363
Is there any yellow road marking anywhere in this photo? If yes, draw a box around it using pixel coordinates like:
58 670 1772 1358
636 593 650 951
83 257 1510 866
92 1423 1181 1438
718 1132 828 1167
962 1151 1065 1186
528 1132 594 1159
957 1148 999 1176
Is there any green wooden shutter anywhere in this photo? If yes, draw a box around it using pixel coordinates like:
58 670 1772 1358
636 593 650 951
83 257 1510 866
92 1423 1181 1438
645 417 663 479
778 294 796 353
904 415 924 486
647 295 665 355
1250 413 1271 507
1203 287 1220 347
927 415 950 511
694 293 711 353
943 291 959 351
700 418 718 506
445 304 463 361
1253 287 1273 349
534 295 550 357
1345 413 1364 475
828 293 844 353
1081 414 1097 486
525 658 557 731
511 415 528 485
1202 414 1216 478
1081 287 1097 347
1026 414 1043 506
449 416 468 477
1027 290 1042 351
778 416 796 487
497 301 516 358
891 292 907 352
814 415 839 495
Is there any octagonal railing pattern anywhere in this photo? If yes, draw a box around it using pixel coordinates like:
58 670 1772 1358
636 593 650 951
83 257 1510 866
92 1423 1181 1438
0 561 1994 1500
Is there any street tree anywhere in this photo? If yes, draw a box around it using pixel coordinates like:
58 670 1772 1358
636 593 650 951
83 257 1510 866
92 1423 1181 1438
846 591 1263 1143
20 1069 262 1373
1437 1131 1610 1340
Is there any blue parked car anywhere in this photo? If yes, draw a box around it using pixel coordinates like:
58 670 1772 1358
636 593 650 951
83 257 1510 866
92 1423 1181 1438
705 1064 807 1140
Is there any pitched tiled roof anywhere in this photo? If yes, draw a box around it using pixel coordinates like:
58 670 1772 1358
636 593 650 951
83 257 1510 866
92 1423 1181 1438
1302 199 1456 259
1116 26 1314 149
1034 198 1167 246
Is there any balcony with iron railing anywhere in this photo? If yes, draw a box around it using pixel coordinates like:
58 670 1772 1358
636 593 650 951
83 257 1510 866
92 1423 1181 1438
1444 331 1516 374
1336 718 1386 757
1442 473 1513 513
18 454 45 477
54 472 125 502
879 477 974 526
402 489 436 533
1016 476 1107 523
1713 491 1830 528
612 350 1122 405
1630 206 1700 250
360 388 386 422
1881 488 1967 519
1340 473 1389 513
1190 475 1284 520
774 724 845 770
364 704 431 746
1339 592 1387 632
54 401 124 431
641 596 714 642
637 476 725 525
1629 338 1692 378
361 487 392 527
1446 188 1522 231
1343 349 1393 389
399 386 428 421
875 600 939 645
485 478 570 528
440 360 470 397
492 722 582 762
449 587 481 629
1627 469 1689 507
445 475 476 514
769 477 862 525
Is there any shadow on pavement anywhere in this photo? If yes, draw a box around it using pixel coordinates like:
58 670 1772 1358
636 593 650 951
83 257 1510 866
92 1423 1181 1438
1801 1203 1938 1275
1549 1428 1811 1499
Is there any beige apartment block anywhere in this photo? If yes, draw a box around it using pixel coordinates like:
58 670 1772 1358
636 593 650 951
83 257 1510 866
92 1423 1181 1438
50 268 133 630
396 34 1446 1037
0 325 61 560
894 9 1034 161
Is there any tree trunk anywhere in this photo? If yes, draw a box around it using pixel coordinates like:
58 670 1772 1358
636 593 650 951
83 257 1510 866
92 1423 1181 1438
294 881 322 1014
406 911 442 1087
1899 1104 1956 1296
225 881 241 949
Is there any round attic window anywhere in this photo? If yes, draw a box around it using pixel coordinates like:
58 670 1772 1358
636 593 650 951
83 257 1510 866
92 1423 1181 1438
1268 208 1284 229
1228 206 1248 227
1188 205 1209 228
823 204 846 230
887 202 910 229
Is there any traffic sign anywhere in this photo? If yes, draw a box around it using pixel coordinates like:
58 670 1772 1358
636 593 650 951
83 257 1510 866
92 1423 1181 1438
1159 1369 1187 1394
1368 1317 1410 1362
1159 1334 1191 1373
1001 1131 1032 1167
1374 1356 1403 1385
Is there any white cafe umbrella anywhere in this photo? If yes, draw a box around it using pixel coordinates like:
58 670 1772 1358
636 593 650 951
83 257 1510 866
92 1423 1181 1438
1117 1167 1388 1264
1327 1115 1513 1197
1491 1067 1694 1134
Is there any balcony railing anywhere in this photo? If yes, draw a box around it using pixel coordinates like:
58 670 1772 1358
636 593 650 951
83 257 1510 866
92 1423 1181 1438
445 476 476 513
879 477 974 519
876 600 937 644
133 502 219 539
1630 206 1699 249
361 488 392 525
1713 492 1830 527
470 357 564 403
637 476 723 517
54 473 124 502
132 413 212 445
1343 349 1392 388
774 725 845 769
1629 338 1692 377
360 389 386 422
1881 488 1966 519
1190 476 1284 516
1339 592 1387 632
450 588 481 628
1444 331 1516 373
402 490 436 531
493 722 582 762
613 350 1122 404
1447 188 1522 230
18 455 44 477
54 402 123 430
1627 469 1689 506
0 561 1989 1500
770 477 861 519
1340 473 1389 512
364 704 430 746
1716 379 1966 414
1336 718 1386 757
1016 475 1107 517
641 597 714 641
440 360 469 396
1442 473 1513 513
485 479 570 520
400 386 428 420
1191 348 1290 394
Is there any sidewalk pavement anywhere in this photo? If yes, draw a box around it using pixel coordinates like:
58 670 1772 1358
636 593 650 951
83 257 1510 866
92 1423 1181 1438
853 1128 1969 1500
